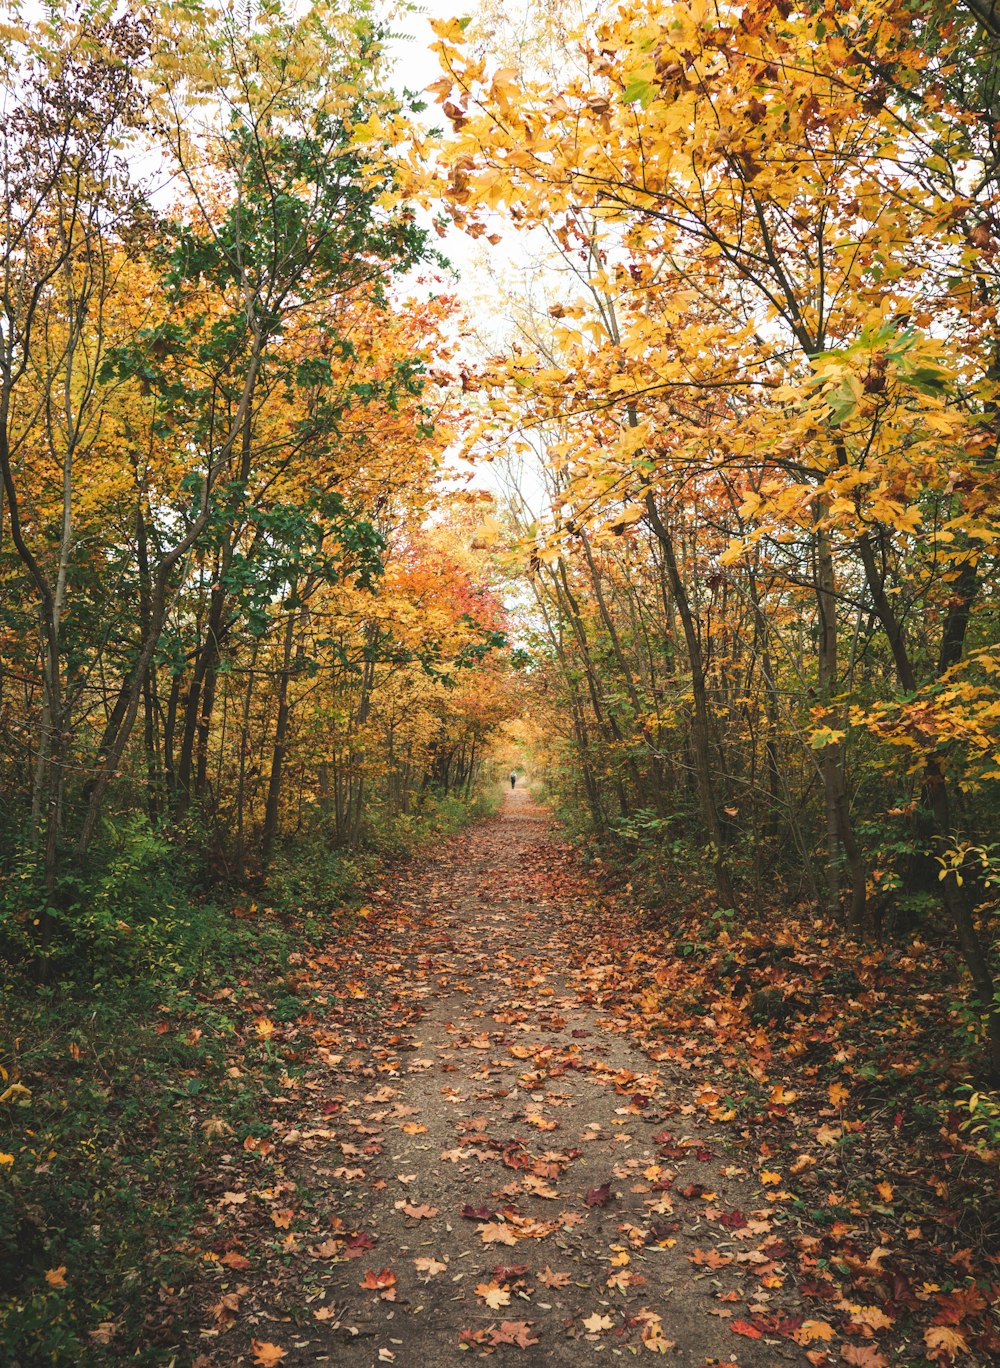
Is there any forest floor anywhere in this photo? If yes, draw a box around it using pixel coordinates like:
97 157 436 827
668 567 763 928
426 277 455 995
175 787 999 1368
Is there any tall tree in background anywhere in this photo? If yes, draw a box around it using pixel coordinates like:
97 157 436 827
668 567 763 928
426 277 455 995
429 0 1000 1071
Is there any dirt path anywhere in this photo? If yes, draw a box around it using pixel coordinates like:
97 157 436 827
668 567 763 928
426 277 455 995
219 789 803 1367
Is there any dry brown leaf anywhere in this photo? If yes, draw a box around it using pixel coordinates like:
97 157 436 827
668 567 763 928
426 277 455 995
538 1266 570 1288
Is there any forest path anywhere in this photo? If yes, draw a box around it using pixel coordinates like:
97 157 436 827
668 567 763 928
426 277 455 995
223 788 800 1368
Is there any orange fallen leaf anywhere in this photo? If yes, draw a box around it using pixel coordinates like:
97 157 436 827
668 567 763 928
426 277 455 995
45 1266 67 1288
478 1221 518 1245
414 1256 447 1278
360 1268 397 1291
793 1319 835 1345
538 1266 570 1288
475 1281 511 1310
251 1343 286 1367
924 1325 970 1360
393 1200 438 1219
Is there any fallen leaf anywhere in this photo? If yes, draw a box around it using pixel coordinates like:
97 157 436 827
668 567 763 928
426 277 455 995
489 1321 539 1347
840 1348 889 1367
393 1200 438 1219
538 1266 570 1288
476 1281 512 1310
360 1268 397 1292
251 1343 286 1367
731 1320 764 1339
924 1326 970 1360
414 1256 447 1278
478 1221 518 1245
794 1320 836 1345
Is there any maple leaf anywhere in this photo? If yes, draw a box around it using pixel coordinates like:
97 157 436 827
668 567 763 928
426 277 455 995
355 1264 393 1285
538 1266 571 1288
220 1251 251 1270
840 1348 889 1367
461 1203 494 1221
583 1312 614 1333
635 1308 675 1355
393 1200 438 1219
475 1281 512 1309
731 1320 763 1338
44 1267 67 1288
251 1343 286 1367
585 1182 612 1207
688 1248 733 1268
414 1256 447 1278
793 1319 835 1346
924 1325 970 1361
478 1221 518 1245
488 1321 539 1347
848 1305 894 1333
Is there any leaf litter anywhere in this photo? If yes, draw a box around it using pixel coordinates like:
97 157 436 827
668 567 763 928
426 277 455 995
177 790 999 1365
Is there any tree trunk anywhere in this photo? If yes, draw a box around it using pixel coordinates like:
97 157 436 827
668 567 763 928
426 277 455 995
644 493 734 906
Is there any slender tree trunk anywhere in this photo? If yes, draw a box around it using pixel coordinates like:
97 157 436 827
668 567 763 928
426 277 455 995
815 517 867 931
644 493 734 905
261 607 298 869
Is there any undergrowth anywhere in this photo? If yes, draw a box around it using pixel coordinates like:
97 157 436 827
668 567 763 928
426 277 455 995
0 784 494 1366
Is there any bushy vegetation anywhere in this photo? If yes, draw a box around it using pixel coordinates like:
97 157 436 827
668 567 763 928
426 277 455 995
0 782 494 1365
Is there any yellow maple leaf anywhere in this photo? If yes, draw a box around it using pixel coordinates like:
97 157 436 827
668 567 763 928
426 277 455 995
475 1281 511 1310
924 1325 970 1359
793 1319 835 1345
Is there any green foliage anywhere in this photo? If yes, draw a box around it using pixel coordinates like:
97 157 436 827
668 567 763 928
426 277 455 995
0 907 294 1365
0 813 222 987
957 1082 1000 1149
265 837 374 919
360 786 502 860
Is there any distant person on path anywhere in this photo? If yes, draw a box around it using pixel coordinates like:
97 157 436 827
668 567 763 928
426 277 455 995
510 770 517 790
